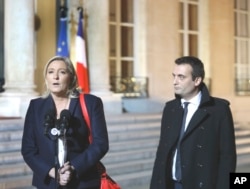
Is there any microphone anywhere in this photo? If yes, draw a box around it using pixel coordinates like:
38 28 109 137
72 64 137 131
58 109 71 167
44 109 56 137
58 109 71 136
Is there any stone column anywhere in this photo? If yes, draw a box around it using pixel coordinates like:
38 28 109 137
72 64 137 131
134 0 147 77
86 0 110 95
85 0 122 114
0 0 38 118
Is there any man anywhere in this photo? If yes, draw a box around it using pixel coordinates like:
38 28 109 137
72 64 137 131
150 56 236 189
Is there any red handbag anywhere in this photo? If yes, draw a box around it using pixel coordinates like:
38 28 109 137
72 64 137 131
79 94 121 189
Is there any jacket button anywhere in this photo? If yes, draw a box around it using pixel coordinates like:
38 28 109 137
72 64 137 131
199 182 203 188
197 163 203 168
197 144 202 148
199 126 205 130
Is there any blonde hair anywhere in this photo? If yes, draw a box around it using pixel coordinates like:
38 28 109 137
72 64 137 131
42 56 79 98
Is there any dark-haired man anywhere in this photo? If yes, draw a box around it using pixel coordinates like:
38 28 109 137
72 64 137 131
150 56 236 189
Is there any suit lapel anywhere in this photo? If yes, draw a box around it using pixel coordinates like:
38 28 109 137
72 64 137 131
168 103 184 144
184 108 209 138
69 97 78 115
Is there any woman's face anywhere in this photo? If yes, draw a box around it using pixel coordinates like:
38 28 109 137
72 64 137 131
45 60 71 97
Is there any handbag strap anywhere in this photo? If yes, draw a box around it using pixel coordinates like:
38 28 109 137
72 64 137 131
79 93 108 174
79 93 92 143
79 94 121 189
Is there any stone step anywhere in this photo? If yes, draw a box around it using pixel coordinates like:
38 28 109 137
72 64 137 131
108 138 159 152
112 169 152 188
236 137 250 156
108 129 160 142
0 119 24 131
235 129 250 137
103 147 156 164
0 115 250 189
0 140 21 153
237 153 250 171
104 158 154 176
0 151 23 165
0 130 23 142
107 121 160 132
0 162 31 178
0 174 33 189
106 113 162 125
236 145 250 156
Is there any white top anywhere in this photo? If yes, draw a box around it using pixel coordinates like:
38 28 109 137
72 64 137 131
58 136 67 167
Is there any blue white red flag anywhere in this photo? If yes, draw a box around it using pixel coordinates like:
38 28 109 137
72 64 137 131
76 8 90 93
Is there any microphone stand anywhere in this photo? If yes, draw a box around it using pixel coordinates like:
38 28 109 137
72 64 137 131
43 109 60 189
57 121 68 189
54 136 59 189
50 121 60 189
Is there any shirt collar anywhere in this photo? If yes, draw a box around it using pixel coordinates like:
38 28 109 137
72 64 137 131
181 91 202 106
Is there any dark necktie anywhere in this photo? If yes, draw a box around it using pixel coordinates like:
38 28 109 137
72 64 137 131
175 102 189 181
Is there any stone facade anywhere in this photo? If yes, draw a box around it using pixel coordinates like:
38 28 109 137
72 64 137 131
0 0 250 124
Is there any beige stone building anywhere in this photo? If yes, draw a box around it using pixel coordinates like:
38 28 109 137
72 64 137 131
0 0 250 125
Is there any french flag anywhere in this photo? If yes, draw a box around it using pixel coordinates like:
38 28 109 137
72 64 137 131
76 8 90 93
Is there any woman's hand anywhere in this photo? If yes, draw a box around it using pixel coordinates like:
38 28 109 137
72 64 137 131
58 161 74 186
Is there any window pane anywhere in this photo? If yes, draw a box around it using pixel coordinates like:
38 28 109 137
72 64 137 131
235 0 247 10
239 0 248 10
109 0 116 21
189 4 198 30
179 33 184 56
235 40 238 63
239 40 248 64
121 26 133 57
110 60 117 77
109 25 116 56
235 12 238 36
179 3 184 30
122 60 133 77
239 13 249 37
189 34 198 56
121 0 133 23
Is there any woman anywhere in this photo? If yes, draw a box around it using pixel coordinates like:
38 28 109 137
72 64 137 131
21 56 109 189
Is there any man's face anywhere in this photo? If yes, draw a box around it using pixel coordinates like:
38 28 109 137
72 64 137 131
172 64 201 100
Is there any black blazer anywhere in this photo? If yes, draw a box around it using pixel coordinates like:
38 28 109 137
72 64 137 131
150 84 236 189
21 94 109 189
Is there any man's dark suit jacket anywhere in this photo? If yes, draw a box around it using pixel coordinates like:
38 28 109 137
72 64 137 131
21 94 109 189
150 84 236 189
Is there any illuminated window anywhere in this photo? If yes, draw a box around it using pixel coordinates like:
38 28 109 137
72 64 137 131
234 0 250 95
179 0 199 56
109 0 134 78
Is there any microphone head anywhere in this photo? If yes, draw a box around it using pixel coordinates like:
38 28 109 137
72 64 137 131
44 109 56 137
60 109 71 120
59 109 71 135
